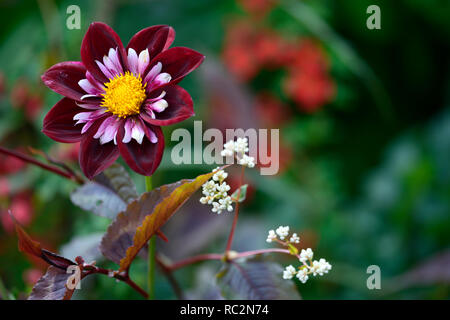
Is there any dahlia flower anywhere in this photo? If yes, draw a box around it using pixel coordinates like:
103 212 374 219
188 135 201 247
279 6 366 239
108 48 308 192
42 22 204 178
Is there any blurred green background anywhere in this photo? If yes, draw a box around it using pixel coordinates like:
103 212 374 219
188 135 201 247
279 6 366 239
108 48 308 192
0 0 449 299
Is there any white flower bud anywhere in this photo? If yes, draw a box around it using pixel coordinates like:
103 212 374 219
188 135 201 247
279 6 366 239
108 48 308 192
282 265 297 280
299 248 314 264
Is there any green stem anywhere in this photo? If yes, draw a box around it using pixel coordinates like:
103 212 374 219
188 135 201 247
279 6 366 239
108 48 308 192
145 176 156 300
145 176 153 191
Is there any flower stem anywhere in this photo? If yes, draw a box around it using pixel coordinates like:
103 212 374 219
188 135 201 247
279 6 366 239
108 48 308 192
163 248 292 272
166 253 224 271
145 176 156 300
86 267 148 299
225 165 245 253
0 146 83 184
155 256 185 299
145 175 153 191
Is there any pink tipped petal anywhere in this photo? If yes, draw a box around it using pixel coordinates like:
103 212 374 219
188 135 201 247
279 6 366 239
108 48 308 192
95 60 114 80
78 79 102 95
145 90 166 102
100 121 120 145
122 118 134 144
145 47 205 90
141 85 194 126
85 72 104 91
79 120 120 179
146 126 158 143
149 99 168 113
152 73 171 88
143 109 156 119
79 109 107 132
108 48 123 74
127 48 139 75
81 121 95 134
78 79 95 94
93 116 114 139
89 108 108 120
126 25 175 59
130 120 145 144
41 61 87 101
81 22 127 83
117 122 164 176
143 62 162 84
77 103 101 110
103 55 122 77
43 98 84 143
74 111 94 124
138 49 150 75
92 116 121 145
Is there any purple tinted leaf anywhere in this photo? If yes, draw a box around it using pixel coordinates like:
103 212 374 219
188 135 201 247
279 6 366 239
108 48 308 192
97 163 138 204
70 182 127 219
28 266 74 300
60 233 104 263
185 266 225 300
101 168 224 270
216 256 301 300
70 164 138 219
158 199 232 261
100 181 185 265
393 250 450 291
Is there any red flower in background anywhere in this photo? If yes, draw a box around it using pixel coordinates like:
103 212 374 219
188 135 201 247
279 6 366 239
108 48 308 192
222 21 260 82
253 31 286 68
254 92 290 127
0 148 26 175
1 191 34 233
223 21 288 82
284 71 335 112
23 268 44 286
238 0 277 18
9 78 43 121
0 178 10 196
282 39 329 74
42 22 204 178
24 95 43 120
222 18 336 113
283 40 335 112
10 79 29 108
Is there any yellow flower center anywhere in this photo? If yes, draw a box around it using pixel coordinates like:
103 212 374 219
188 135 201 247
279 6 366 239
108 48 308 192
101 71 147 118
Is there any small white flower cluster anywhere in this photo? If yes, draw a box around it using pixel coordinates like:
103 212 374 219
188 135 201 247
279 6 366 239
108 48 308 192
220 138 255 168
282 248 332 283
200 167 234 214
290 233 300 244
266 226 299 243
266 226 331 283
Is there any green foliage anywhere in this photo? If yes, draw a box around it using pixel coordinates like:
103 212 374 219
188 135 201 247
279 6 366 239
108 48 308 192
0 0 449 300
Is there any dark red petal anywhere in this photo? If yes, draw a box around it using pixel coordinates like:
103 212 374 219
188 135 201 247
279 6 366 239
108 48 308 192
117 122 164 176
126 25 175 58
81 22 127 83
79 119 120 179
41 62 87 101
43 98 84 143
146 47 205 87
141 85 194 126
